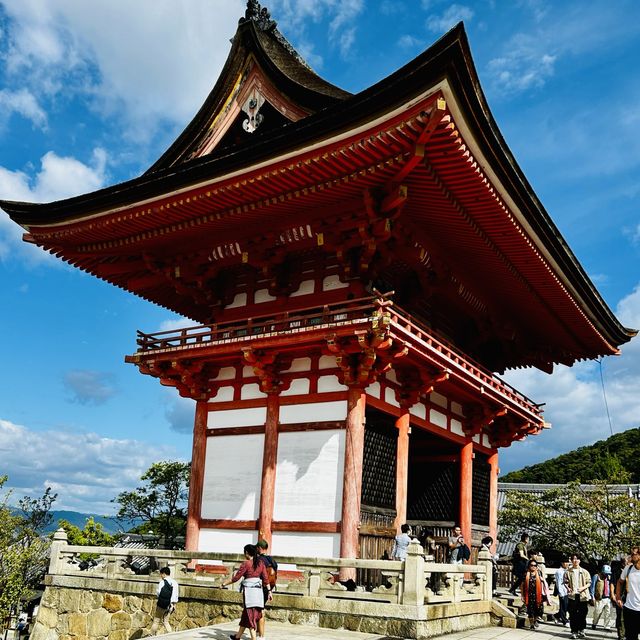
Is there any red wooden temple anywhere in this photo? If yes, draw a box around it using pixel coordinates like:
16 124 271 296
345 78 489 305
1 2 634 561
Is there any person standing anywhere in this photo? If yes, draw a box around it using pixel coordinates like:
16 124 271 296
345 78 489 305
256 539 278 640
509 533 530 595
521 559 547 630
612 558 629 640
554 558 570 626
150 566 179 635
481 536 498 596
392 524 412 561
222 544 272 640
616 546 640 640
591 564 613 630
448 525 465 564
565 553 591 639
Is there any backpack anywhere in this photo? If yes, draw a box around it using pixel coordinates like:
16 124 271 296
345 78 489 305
262 554 278 589
461 544 471 561
157 579 173 609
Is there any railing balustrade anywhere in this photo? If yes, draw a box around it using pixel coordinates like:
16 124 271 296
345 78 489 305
48 530 493 607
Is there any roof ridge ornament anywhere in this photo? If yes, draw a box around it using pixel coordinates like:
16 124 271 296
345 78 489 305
239 1 313 71
241 0 277 31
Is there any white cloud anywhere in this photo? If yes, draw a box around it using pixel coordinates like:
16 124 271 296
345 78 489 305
0 149 108 265
425 4 474 34
501 283 640 473
0 88 47 129
63 370 117 406
398 34 423 50
0 0 244 140
0 418 180 513
159 317 197 332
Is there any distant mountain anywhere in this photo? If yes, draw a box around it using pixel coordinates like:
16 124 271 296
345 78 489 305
501 427 640 483
47 511 124 534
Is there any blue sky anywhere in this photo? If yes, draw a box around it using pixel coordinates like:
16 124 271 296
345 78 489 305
0 0 639 513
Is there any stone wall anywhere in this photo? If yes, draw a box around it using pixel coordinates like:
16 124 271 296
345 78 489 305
31 579 494 640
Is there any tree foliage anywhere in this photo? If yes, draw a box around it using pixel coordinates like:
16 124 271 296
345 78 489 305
58 516 115 547
0 476 57 619
112 461 190 548
499 481 640 566
501 428 640 483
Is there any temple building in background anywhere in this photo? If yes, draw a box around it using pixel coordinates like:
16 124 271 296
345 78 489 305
2 1 634 561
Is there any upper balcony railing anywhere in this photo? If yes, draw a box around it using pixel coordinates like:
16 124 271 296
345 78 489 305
132 295 542 418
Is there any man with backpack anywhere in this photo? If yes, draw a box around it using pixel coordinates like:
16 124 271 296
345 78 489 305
151 566 179 635
256 540 277 640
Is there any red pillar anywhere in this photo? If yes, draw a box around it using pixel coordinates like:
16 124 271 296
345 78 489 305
340 387 366 562
459 439 473 546
185 400 208 551
258 393 280 545
394 410 410 529
488 450 499 552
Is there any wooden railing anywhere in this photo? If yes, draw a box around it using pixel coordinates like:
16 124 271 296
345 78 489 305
48 529 493 607
130 296 541 418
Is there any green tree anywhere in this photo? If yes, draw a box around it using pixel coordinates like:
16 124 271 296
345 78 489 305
0 476 56 619
113 461 190 548
58 517 116 562
499 481 640 566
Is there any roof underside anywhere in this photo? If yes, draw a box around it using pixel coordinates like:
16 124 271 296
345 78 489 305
0 16 634 374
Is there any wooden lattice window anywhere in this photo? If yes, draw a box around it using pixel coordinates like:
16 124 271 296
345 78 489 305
361 409 397 510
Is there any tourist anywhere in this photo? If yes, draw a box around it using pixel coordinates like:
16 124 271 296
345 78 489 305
615 545 640 640
448 525 466 564
150 566 179 635
554 558 570 626
591 564 613 630
611 558 629 640
509 532 530 595
222 544 272 640
480 535 498 596
256 539 278 640
522 559 547 630
392 524 412 561
564 553 591 639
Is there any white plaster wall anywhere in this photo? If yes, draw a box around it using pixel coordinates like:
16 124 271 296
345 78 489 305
322 274 348 291
450 418 464 436
279 400 347 424
283 358 311 373
255 289 276 303
410 403 426 420
451 401 464 416
201 434 264 520
208 406 267 428
384 387 400 408
214 367 237 381
366 382 381 399
271 531 340 559
483 434 491 448
290 279 315 297
273 430 345 522
318 355 335 369
211 386 234 402
472 434 480 444
241 383 267 400
281 378 310 396
430 408 448 429
317 375 344 393
198 528 259 554
242 366 255 378
226 292 247 309
430 391 448 409
385 369 398 384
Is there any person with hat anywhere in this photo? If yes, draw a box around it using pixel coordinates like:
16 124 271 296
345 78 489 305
256 539 278 640
591 564 613 630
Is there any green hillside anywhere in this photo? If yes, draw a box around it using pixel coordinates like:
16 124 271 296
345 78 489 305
501 427 640 483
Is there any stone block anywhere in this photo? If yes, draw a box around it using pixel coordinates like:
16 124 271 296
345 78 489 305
387 617 417 638
343 615 361 632
107 629 129 640
37 607 59 629
173 601 188 620
103 594 124 613
59 589 81 614
87 608 111 637
125 596 143 613
41 588 59 609
359 616 387 635
187 602 205 619
67 612 87 636
221 604 242 618
80 591 101 613
29 621 49 640
266 608 288 623
130 611 150 631
111 612 131 631
319 613 344 629
288 611 319 625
